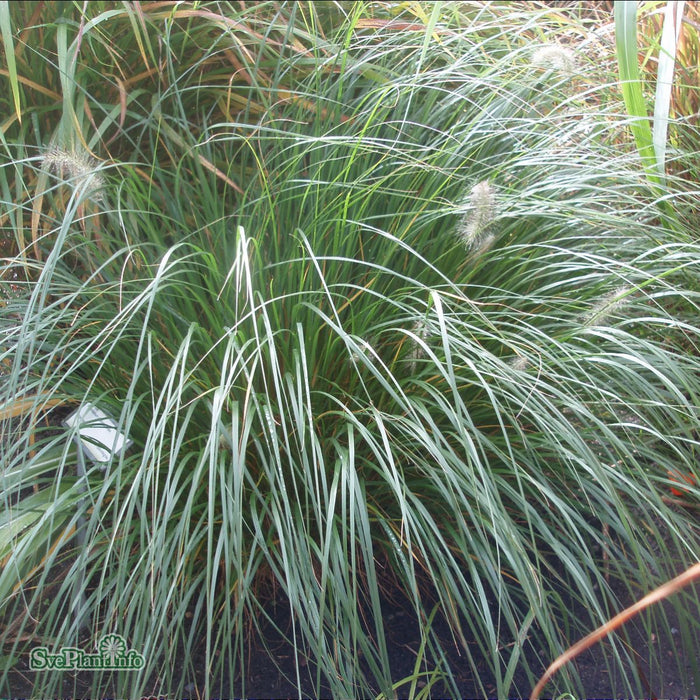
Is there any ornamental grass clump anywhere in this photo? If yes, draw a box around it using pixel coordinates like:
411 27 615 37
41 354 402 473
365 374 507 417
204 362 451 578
1 2 699 698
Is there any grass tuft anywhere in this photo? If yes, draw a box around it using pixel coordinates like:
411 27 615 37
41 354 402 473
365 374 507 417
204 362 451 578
1 2 699 697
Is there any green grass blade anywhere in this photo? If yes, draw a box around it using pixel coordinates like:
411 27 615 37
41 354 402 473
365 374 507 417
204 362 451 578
614 0 660 183
0 0 21 125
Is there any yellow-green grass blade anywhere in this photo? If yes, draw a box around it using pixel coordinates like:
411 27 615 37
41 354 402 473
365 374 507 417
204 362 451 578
0 1 21 125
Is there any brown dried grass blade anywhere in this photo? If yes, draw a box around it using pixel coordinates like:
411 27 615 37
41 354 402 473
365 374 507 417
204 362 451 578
530 561 700 699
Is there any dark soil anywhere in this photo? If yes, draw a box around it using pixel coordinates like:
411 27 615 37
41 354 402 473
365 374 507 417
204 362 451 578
3 556 699 699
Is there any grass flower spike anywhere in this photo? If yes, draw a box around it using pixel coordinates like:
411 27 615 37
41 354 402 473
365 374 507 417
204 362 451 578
41 147 105 201
457 180 496 251
532 44 577 74
583 285 633 326
407 318 430 373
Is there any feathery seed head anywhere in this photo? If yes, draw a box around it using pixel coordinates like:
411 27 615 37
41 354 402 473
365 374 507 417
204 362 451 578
42 148 105 201
457 180 496 251
584 285 633 327
510 355 530 372
407 319 429 373
531 44 577 74
472 233 495 258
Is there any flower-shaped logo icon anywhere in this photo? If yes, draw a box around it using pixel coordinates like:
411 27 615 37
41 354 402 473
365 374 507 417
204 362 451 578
99 633 127 665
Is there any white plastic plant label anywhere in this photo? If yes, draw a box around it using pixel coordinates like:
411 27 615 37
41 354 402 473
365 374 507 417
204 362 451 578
64 402 131 464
